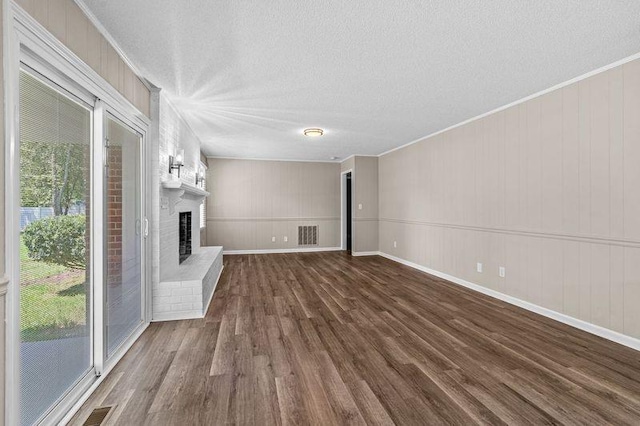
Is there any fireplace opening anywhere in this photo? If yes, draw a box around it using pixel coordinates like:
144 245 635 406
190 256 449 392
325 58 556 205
179 212 192 264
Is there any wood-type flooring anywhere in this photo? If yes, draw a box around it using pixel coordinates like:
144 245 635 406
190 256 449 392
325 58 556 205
71 252 640 425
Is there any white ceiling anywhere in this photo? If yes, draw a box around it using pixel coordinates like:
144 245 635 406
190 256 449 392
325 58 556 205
80 1 640 161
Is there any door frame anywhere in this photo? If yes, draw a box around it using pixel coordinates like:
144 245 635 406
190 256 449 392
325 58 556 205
4 5 151 425
340 169 354 252
13 62 98 426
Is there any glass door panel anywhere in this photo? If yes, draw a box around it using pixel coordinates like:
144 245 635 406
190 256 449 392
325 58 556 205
19 71 93 425
105 116 143 357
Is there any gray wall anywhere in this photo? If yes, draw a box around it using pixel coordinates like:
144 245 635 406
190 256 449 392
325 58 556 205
340 156 354 173
206 159 340 251
15 0 150 116
352 157 379 253
379 58 640 340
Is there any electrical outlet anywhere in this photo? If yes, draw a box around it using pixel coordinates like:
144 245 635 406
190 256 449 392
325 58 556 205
284 236 288 242
393 241 397 248
358 203 363 210
499 267 506 278
477 262 483 273
271 236 276 243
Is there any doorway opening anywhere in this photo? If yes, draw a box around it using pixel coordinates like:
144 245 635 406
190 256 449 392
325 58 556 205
342 171 353 253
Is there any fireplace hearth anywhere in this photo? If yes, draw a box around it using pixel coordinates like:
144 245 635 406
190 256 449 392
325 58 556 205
179 212 192 264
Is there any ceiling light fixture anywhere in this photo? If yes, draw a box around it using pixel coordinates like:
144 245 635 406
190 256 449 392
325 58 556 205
303 128 324 137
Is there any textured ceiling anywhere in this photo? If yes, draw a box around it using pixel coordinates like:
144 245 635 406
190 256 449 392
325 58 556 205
81 0 640 161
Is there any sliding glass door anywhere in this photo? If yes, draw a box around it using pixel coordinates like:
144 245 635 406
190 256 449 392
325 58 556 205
105 115 143 358
16 67 146 424
18 70 93 426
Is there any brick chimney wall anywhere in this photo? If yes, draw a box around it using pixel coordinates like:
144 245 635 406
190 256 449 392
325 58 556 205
107 145 123 288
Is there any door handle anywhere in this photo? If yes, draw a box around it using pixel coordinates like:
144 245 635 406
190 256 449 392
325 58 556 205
144 217 149 237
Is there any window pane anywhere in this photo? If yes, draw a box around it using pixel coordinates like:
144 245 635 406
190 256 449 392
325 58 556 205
105 116 143 356
19 71 92 425
200 169 206 229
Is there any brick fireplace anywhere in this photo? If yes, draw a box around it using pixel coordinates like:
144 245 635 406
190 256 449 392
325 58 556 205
155 182 223 322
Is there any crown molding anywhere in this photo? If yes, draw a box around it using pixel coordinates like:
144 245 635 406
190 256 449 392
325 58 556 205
378 50 640 158
207 155 340 164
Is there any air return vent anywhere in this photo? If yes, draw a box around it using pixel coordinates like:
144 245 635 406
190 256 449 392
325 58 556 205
83 406 113 425
298 225 318 246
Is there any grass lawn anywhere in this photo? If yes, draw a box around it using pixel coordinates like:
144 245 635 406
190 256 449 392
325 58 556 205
20 236 87 342
19 236 68 286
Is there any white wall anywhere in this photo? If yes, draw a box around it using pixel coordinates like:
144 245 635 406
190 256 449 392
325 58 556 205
158 94 205 281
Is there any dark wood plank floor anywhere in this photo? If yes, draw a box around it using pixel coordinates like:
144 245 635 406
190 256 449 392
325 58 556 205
71 252 640 425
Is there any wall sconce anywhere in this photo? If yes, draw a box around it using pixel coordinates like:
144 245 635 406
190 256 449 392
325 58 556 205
195 172 205 187
169 149 184 177
195 163 206 187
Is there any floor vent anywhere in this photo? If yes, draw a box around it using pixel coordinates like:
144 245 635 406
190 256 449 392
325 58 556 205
298 225 318 246
83 406 113 426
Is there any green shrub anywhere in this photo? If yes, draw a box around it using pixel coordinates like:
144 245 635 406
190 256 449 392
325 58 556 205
22 215 86 269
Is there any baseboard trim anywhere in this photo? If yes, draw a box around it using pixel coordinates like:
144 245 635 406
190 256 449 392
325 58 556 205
352 251 379 257
224 247 343 255
152 310 203 322
152 266 225 322
377 251 640 352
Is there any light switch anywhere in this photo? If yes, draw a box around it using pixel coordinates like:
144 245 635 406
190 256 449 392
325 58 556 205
477 263 483 273
358 203 363 210
499 267 506 278
393 241 397 248
284 236 288 242
272 236 276 243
